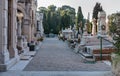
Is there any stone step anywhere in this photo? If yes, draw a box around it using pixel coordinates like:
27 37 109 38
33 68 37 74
80 52 95 62
20 55 31 60
0 71 113 76
81 52 93 58
23 51 36 57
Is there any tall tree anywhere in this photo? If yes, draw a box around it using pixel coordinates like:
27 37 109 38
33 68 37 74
76 6 84 33
38 7 47 13
92 2 103 20
38 5 76 34
61 11 70 29
60 5 76 27
48 5 56 12
46 10 51 33
38 7 49 34
47 5 57 33
92 2 103 33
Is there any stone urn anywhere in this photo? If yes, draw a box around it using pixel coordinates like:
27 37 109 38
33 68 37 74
111 53 120 76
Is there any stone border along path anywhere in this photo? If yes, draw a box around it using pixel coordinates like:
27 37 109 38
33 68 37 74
0 71 114 76
24 38 111 71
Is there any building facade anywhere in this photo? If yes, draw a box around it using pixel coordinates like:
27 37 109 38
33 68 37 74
0 0 18 71
0 0 38 71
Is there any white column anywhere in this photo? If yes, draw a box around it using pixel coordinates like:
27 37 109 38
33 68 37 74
13 0 19 59
0 0 9 65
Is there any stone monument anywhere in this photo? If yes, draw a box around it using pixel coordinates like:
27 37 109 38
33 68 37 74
97 11 106 36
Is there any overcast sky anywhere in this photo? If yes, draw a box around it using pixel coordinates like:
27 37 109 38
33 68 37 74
37 0 120 19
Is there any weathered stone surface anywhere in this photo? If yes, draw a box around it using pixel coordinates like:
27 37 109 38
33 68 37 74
24 38 111 71
0 64 7 72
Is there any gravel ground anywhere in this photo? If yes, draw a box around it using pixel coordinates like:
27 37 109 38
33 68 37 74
24 38 111 71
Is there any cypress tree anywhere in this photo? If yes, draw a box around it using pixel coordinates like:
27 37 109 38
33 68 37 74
76 6 84 33
92 2 103 20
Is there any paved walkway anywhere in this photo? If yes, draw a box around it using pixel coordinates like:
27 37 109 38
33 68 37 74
0 71 114 76
24 38 111 71
0 38 114 76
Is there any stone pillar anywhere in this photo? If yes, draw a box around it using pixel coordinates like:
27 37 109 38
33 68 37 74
0 0 10 71
0 0 19 71
13 0 19 60
8 0 19 58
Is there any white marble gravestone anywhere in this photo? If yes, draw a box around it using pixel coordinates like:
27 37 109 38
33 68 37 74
97 11 107 36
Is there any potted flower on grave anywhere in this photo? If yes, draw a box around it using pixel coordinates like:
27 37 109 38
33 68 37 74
109 13 120 76
29 41 35 51
37 37 44 42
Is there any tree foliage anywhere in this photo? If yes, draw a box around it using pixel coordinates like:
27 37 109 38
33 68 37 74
92 2 103 19
38 7 47 13
48 5 56 12
61 12 70 29
76 6 84 33
109 13 120 52
92 2 103 33
60 5 76 28
108 14 117 35
86 21 92 34
38 5 76 34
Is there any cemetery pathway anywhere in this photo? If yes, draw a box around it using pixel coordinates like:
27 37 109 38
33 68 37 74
24 37 111 71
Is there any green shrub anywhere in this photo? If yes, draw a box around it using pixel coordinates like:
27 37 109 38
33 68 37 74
109 13 120 54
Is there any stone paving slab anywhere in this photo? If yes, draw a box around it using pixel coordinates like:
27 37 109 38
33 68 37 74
24 38 111 71
5 38 114 76
20 55 31 60
8 42 42 71
9 58 33 71
23 51 36 57
0 71 114 76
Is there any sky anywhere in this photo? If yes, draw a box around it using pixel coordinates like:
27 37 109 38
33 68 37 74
37 0 120 20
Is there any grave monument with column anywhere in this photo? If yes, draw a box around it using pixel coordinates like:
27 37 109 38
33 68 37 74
97 11 107 36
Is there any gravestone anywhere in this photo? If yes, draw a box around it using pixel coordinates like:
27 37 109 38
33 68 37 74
97 11 107 36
